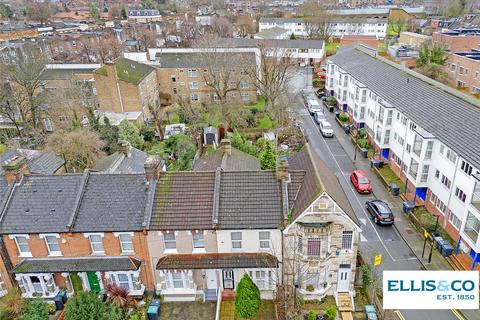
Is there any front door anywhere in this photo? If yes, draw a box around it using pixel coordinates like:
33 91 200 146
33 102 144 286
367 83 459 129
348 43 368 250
337 264 351 292
86 272 101 293
222 269 234 289
205 269 218 289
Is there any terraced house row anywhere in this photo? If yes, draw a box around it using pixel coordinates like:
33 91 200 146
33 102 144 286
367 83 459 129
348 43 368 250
325 45 480 270
0 142 360 309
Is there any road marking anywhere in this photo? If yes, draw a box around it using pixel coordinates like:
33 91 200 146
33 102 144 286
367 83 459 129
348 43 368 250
451 309 465 320
394 310 406 320
360 234 368 242
359 218 366 225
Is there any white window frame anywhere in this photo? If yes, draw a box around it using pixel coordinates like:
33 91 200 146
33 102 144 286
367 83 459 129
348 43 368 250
9 235 32 258
191 93 199 102
231 231 242 250
259 231 271 250
240 81 249 89
114 232 134 254
163 232 177 253
247 269 272 290
192 232 205 253
341 231 353 250
189 81 198 90
39 234 61 257
106 271 144 295
188 69 197 77
83 233 105 254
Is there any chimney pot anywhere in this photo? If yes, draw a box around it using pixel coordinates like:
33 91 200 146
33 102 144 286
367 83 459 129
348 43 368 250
220 139 232 156
144 155 162 180
3 156 29 184
117 140 132 157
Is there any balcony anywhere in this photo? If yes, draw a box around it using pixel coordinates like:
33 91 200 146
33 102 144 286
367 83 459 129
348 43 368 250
464 211 480 245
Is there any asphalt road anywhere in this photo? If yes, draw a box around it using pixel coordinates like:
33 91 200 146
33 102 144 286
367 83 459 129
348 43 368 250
288 67 471 320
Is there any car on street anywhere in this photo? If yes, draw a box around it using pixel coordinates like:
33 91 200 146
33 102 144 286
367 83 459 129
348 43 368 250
307 99 322 114
316 89 325 98
313 111 326 124
319 121 334 137
302 89 316 104
350 170 372 194
365 200 394 225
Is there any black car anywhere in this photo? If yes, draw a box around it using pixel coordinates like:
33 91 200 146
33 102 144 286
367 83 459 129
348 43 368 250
316 89 325 98
365 200 394 225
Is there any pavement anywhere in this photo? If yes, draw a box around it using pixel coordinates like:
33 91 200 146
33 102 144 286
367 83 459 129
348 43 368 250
289 67 479 320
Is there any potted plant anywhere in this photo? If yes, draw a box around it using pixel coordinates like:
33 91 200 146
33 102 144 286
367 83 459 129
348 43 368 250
326 96 336 112
306 284 315 292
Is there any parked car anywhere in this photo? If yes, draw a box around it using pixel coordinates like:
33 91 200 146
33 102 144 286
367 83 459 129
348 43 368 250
319 121 334 137
302 89 316 104
366 200 394 225
350 170 372 194
314 111 327 124
307 99 322 114
299 62 306 67
316 89 325 98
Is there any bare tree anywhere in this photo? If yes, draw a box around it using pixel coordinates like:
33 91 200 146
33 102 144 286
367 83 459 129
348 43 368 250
211 16 233 38
247 45 296 112
136 27 158 51
147 103 165 141
108 4 121 20
236 16 256 38
97 35 123 63
174 97 206 151
27 2 54 25
303 9 333 41
0 84 23 137
0 51 48 130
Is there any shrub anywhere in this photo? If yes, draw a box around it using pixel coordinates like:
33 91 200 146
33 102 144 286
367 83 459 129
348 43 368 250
64 292 105 320
325 305 337 320
306 310 317 320
339 112 349 122
258 115 273 130
105 283 133 310
230 132 257 157
20 299 49 320
259 141 276 170
118 119 144 149
235 274 261 319
358 138 369 149
312 78 321 87
361 264 373 290
306 284 315 292
0 288 25 320
326 96 336 106
358 128 367 139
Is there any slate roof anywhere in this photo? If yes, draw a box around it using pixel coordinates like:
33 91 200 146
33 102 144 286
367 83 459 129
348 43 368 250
259 17 304 24
216 38 324 50
0 149 41 175
158 51 255 69
29 153 65 174
193 148 260 171
156 253 278 269
255 26 289 39
150 172 216 230
329 46 480 169
0 173 149 234
93 148 149 174
289 144 358 225
12 257 141 273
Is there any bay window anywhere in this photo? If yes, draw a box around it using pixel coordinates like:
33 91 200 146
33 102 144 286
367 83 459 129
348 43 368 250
107 271 143 294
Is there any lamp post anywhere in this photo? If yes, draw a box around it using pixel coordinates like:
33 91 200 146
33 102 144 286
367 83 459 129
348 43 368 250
428 214 440 263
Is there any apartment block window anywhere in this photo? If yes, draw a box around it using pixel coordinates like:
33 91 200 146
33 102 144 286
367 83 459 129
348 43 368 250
43 235 61 256
435 169 440 179
307 239 321 256
420 165 429 182
259 231 270 249
446 149 457 163
342 231 353 250
240 69 247 75
386 110 393 125
383 129 390 144
164 233 176 250
192 233 204 249
240 81 249 89
88 234 104 254
298 235 303 254
450 64 456 72
172 87 177 94
455 187 467 203
475 71 479 79
459 66 464 75
401 115 407 125
465 211 480 243
431 193 447 214
461 160 473 175
231 232 242 249
188 69 197 77
448 211 462 230
191 93 199 102
118 233 134 253
171 75 176 82
241 92 249 101
441 174 452 189
12 235 31 257
189 82 198 90
406 143 411 153
425 141 433 159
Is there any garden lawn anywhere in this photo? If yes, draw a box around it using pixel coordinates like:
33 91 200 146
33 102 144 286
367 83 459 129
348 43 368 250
247 96 266 112
325 42 340 55
304 296 336 314
221 300 276 320
378 165 405 193
0 144 6 155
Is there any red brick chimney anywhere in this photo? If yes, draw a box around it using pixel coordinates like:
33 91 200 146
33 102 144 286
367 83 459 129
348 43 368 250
3 156 29 184
144 155 162 180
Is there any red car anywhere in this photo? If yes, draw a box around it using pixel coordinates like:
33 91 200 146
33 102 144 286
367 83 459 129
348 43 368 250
350 170 372 193
316 72 327 79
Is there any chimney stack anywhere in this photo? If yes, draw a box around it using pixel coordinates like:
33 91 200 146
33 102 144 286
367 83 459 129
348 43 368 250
117 140 132 157
3 156 29 184
144 155 162 180
276 158 289 181
220 139 232 156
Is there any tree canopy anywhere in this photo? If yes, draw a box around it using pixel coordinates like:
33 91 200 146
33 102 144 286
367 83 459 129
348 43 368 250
118 119 144 149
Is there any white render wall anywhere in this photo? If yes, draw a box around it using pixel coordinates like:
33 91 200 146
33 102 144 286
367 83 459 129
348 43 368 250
326 59 480 254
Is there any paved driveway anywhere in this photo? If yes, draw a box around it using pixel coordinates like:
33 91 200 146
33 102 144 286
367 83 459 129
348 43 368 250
160 301 216 320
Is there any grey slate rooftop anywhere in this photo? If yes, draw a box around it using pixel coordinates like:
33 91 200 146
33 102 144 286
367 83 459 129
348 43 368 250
329 45 480 169
216 37 324 49
0 150 64 175
93 148 149 174
193 147 260 171
0 173 149 234
158 51 255 69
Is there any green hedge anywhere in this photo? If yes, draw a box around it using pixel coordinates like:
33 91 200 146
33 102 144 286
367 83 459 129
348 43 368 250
235 274 261 319
339 113 349 122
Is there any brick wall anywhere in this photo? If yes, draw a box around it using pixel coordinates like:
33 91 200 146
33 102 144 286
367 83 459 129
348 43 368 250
432 33 480 52
3 231 154 290
447 54 480 93
94 64 123 113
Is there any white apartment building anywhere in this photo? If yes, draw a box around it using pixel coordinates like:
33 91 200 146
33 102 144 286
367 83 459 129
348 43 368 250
326 45 480 270
259 17 307 37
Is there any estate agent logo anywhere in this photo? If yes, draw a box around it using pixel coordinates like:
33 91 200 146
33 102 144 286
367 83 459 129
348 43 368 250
383 271 479 309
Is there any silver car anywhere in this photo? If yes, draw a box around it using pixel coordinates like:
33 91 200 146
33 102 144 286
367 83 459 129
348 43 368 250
314 112 326 124
319 121 334 137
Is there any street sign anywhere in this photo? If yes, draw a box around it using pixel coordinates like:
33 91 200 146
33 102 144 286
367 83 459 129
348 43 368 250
374 254 382 266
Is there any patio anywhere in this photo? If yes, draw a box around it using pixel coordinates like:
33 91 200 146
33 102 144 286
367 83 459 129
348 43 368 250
160 301 216 320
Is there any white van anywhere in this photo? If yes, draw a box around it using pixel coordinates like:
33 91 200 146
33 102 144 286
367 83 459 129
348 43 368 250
307 99 322 114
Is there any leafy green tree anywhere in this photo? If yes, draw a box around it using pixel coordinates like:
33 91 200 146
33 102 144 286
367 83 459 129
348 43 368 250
235 273 261 319
0 4 13 18
99 117 119 154
417 44 447 67
148 134 195 171
259 141 276 170
118 119 144 149
290 33 296 40
230 132 257 156
120 5 127 19
64 292 105 320
20 299 49 320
